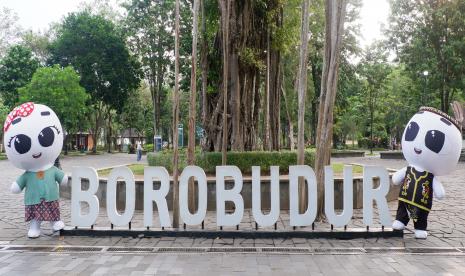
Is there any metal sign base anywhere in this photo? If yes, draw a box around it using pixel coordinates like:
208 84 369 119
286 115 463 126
60 227 403 239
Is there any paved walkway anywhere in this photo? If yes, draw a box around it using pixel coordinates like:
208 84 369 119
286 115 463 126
0 153 464 274
0 251 464 275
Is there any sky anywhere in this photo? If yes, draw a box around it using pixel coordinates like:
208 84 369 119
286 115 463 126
1 0 390 47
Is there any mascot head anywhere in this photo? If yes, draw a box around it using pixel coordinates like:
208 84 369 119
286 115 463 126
3 103 63 172
401 106 462 176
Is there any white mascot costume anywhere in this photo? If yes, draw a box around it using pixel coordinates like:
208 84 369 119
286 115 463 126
392 107 462 239
4 102 67 238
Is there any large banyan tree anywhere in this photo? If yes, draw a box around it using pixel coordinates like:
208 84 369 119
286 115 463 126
201 0 287 152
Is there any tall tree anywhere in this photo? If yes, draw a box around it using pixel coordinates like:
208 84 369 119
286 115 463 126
387 0 465 113
21 30 52 65
315 0 347 217
49 11 142 152
172 0 181 228
358 43 391 154
0 45 39 109
188 0 200 213
0 7 22 58
123 0 174 139
296 0 311 213
220 0 230 165
18 65 89 153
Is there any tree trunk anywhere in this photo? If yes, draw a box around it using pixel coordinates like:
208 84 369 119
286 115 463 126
264 30 271 151
107 111 112 153
296 0 311 213
172 0 181 228
200 0 208 146
315 0 347 219
282 73 294 151
188 0 200 214
221 0 230 165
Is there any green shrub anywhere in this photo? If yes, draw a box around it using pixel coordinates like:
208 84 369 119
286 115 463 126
147 150 315 174
144 143 154 152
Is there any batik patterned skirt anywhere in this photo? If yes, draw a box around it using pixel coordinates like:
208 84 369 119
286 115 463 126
25 199 60 222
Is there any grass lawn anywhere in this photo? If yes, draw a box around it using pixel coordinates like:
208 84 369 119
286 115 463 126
98 164 145 177
98 163 363 177
331 163 363 175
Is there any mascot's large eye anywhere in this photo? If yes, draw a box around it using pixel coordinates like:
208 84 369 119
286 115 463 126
14 134 32 154
38 127 55 147
425 130 445 153
405 121 419 141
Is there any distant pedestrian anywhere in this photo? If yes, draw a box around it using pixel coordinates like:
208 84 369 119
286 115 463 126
136 141 143 162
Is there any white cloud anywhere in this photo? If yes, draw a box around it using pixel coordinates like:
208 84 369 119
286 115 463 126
0 0 91 32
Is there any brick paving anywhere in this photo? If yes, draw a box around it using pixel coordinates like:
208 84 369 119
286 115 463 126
0 153 464 274
0 251 464 275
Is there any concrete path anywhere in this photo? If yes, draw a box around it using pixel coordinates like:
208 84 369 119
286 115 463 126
0 251 464 275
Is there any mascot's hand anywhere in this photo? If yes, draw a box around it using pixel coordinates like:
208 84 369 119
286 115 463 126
60 174 69 187
10 182 21 194
433 178 445 200
392 167 407 185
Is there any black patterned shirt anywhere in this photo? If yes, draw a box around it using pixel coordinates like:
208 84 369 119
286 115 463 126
398 166 434 212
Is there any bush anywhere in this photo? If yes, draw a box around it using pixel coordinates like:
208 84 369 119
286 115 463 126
147 150 315 174
144 143 154 152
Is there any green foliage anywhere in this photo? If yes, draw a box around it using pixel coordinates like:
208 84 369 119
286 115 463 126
18 65 89 132
147 150 315 174
0 45 39 109
386 0 465 112
21 30 52 65
117 83 153 136
49 11 142 113
144 143 154 152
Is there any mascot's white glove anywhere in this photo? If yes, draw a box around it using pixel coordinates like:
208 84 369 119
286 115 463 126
10 182 21 194
60 174 69 186
392 167 407 185
433 177 445 200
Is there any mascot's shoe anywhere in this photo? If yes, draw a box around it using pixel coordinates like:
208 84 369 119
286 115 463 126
414 230 428 239
51 221 65 232
28 220 41 238
392 220 406 230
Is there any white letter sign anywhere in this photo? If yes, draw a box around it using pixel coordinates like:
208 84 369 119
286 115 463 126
363 166 392 227
289 165 317 226
252 166 280 227
71 167 100 227
179 166 207 225
107 166 135 226
216 166 244 227
324 165 353 227
144 167 171 228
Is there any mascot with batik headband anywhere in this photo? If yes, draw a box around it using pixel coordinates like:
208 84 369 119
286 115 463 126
392 106 463 239
4 102 67 238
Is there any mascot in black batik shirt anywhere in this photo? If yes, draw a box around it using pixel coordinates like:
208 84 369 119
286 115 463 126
392 107 462 239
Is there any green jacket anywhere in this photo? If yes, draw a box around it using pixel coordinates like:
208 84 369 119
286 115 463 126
16 166 65 206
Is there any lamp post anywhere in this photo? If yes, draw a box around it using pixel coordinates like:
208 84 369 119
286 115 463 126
422 70 429 105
